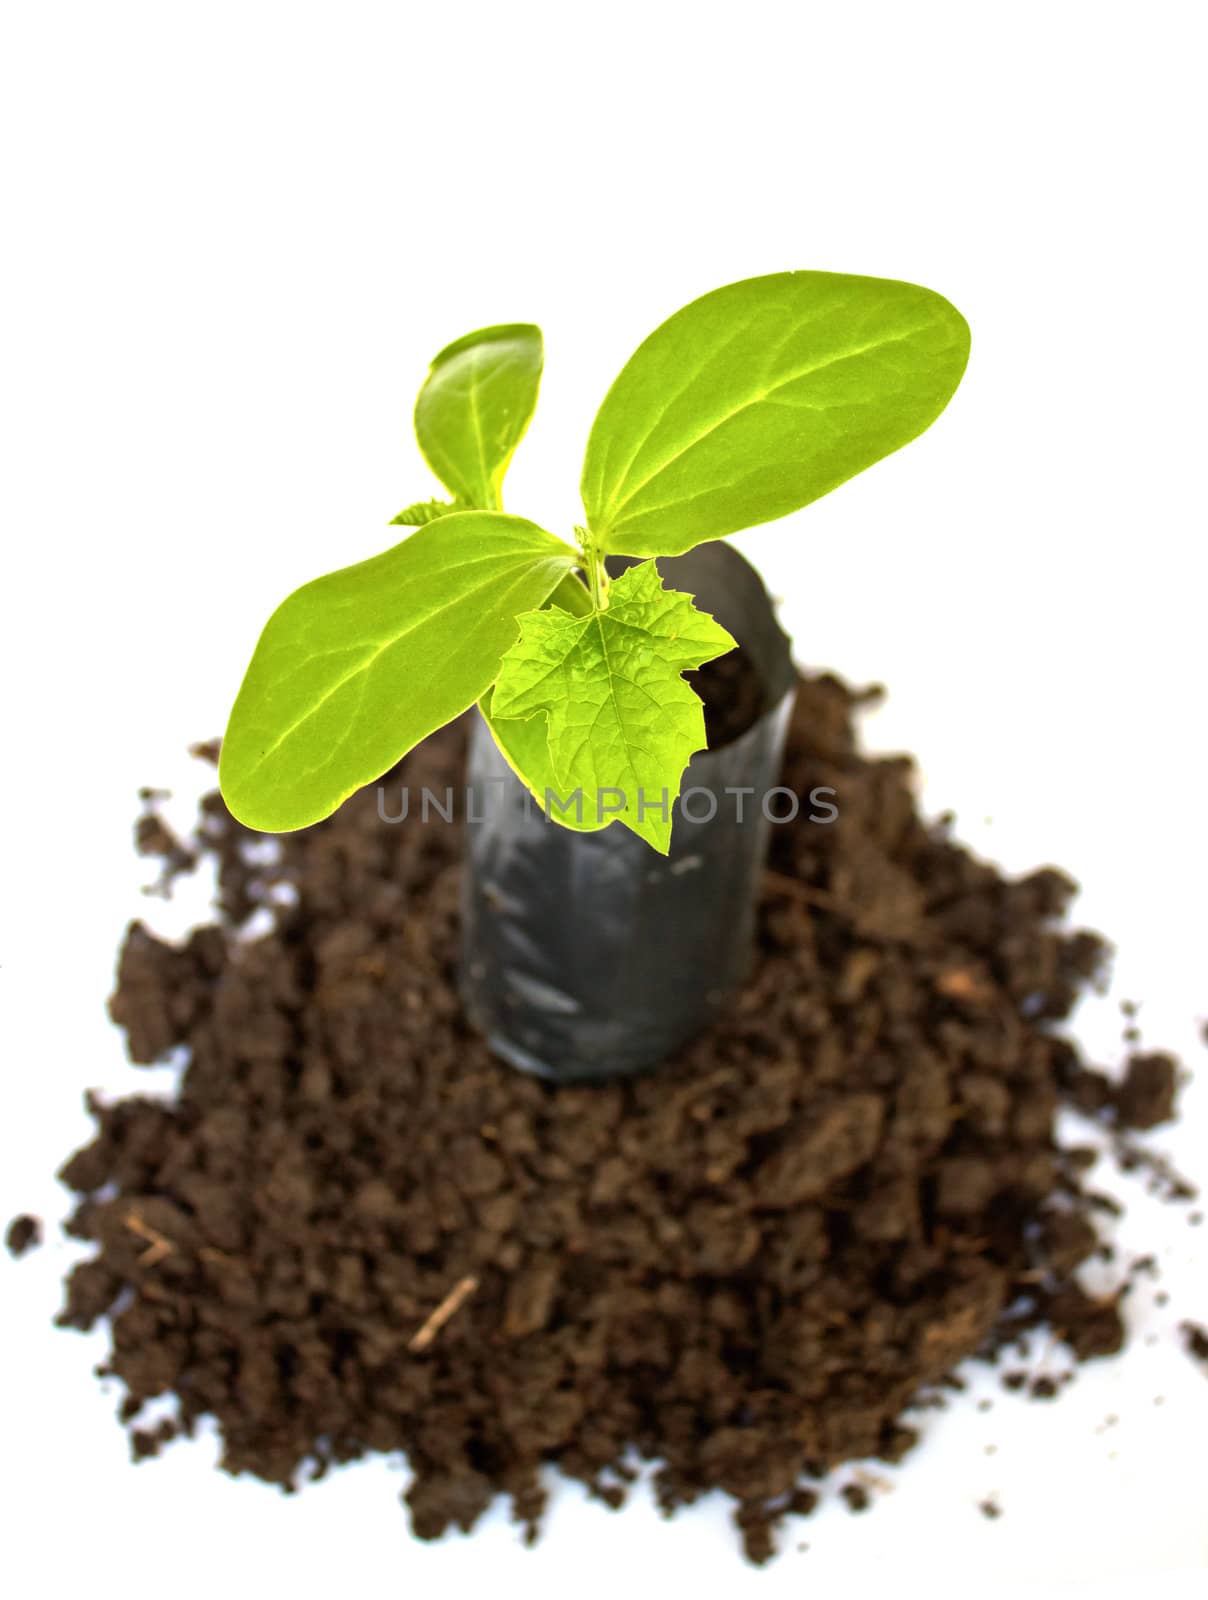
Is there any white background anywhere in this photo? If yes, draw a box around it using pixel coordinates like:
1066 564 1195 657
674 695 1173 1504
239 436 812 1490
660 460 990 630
1 3 1205 1596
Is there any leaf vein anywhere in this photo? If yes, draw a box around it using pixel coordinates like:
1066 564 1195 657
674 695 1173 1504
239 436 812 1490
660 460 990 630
608 321 935 520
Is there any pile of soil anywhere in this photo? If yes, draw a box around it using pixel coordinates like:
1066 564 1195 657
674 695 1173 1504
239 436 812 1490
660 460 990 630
51 673 1191 1562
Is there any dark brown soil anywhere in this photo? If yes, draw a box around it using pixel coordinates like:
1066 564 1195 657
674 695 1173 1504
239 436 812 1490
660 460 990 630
6 1214 42 1257
1111 1054 1179 1131
52 672 1195 1564
1182 1321 1208 1368
687 646 768 747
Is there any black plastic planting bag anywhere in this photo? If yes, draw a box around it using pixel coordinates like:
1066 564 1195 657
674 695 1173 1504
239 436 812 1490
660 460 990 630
460 542 797 1082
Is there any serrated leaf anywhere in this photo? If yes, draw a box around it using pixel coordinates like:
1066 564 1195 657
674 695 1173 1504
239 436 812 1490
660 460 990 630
581 271 970 557
220 512 578 832
489 560 735 852
389 497 459 526
479 686 600 837
416 323 543 510
475 570 596 833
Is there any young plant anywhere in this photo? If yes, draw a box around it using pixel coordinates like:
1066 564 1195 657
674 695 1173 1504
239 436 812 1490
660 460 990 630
219 272 969 852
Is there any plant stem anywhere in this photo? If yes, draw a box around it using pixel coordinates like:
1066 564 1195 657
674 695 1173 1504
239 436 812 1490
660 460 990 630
578 527 610 611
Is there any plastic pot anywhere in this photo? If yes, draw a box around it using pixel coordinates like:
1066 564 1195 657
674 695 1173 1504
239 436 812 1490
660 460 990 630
459 541 797 1082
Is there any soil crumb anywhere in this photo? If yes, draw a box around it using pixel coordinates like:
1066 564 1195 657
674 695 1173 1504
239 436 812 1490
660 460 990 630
1112 1054 1179 1131
1181 1322 1208 1369
51 673 1193 1563
6 1214 42 1257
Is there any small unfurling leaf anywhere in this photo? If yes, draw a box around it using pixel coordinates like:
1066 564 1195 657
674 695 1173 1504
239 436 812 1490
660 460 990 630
416 323 543 510
389 497 460 526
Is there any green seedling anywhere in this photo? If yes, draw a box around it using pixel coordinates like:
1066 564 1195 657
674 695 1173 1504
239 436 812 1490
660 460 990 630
220 272 970 852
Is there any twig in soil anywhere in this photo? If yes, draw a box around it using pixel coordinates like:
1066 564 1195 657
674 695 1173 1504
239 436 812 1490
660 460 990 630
763 870 842 911
408 1275 479 1353
124 1213 174 1267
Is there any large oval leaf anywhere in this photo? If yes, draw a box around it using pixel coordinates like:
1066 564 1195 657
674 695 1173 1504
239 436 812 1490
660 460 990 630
581 272 970 557
415 323 543 511
220 513 578 832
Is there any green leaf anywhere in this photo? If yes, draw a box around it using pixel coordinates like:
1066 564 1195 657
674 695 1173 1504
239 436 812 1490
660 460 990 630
389 496 459 526
415 323 543 511
474 579 602 833
480 686 599 834
581 271 970 557
546 571 593 617
489 560 735 852
220 512 578 832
